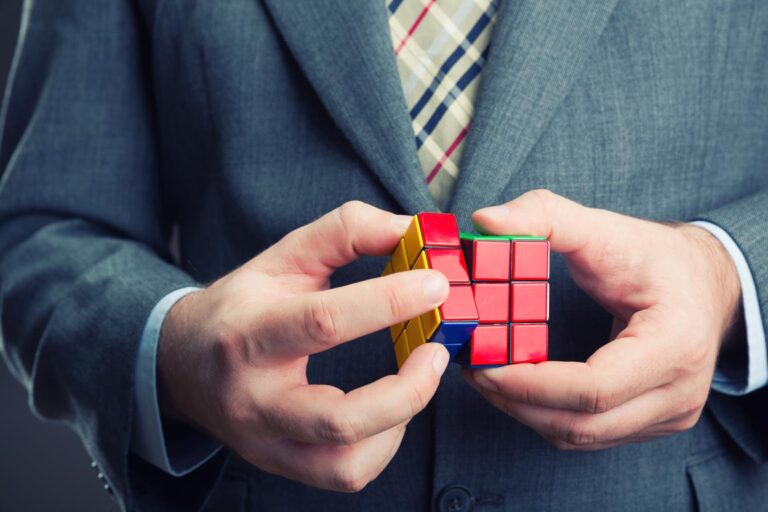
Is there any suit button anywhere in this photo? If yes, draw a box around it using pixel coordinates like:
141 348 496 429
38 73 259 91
436 485 474 512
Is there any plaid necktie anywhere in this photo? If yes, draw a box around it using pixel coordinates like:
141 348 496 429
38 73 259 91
387 0 499 210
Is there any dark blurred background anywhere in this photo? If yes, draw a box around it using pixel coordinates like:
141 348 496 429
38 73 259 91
1 1 116 509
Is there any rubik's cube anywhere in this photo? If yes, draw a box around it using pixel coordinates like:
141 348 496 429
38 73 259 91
381 212 550 369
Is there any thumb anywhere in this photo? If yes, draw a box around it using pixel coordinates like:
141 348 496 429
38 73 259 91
472 189 620 256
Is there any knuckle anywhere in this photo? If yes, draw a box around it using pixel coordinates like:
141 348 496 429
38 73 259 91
673 407 703 432
579 387 599 414
520 383 536 406
385 288 403 324
338 201 365 236
676 383 709 415
673 416 698 432
320 411 364 445
303 299 340 347
557 417 597 446
681 393 706 416
500 398 516 417
545 435 576 451
212 323 248 366
580 378 613 414
331 464 369 493
527 189 559 216
529 188 557 205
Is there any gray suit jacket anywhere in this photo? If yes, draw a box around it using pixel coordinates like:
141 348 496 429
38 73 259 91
1 1 766 510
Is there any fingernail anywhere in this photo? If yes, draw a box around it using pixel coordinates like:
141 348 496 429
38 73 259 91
422 274 448 305
476 205 510 219
473 371 499 392
390 214 413 232
432 346 450 376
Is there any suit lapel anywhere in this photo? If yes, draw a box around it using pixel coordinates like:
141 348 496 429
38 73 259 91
448 0 621 219
262 0 436 214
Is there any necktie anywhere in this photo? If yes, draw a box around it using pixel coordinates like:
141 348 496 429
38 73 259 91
387 0 499 210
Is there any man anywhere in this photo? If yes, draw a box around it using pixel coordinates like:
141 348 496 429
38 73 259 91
1 1 766 511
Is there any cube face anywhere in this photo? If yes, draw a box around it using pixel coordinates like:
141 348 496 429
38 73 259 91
438 284 479 321
405 316 426 351
443 343 466 359
390 321 405 341
418 212 461 248
510 282 549 322
403 215 424 267
425 249 470 283
461 325 508 367
430 321 478 345
412 249 429 271
510 324 548 363
512 241 550 280
473 283 510 323
465 240 510 281
420 308 441 340
392 239 409 273
383 213 549 370
394 330 411 368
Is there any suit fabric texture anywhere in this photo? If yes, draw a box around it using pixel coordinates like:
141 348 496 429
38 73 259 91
0 1 767 511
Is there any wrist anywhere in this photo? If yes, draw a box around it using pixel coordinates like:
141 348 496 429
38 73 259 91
680 225 742 349
156 289 210 428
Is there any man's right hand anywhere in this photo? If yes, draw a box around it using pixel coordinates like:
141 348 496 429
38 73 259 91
156 201 450 492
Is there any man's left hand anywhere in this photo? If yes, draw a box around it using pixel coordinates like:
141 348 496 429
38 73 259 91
464 190 742 451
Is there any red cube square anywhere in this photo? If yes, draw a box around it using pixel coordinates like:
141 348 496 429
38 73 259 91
511 241 549 280
426 249 470 283
469 324 509 366
510 282 549 322
439 284 479 321
472 283 509 323
510 324 548 363
418 212 460 248
462 239 510 281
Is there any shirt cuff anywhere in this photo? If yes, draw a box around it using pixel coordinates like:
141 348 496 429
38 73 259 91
691 221 768 396
131 286 223 476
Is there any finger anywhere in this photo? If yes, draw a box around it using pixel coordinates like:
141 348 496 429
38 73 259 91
253 200 412 277
256 269 448 359
632 410 702 437
261 343 449 444
472 189 641 257
470 382 692 449
469 310 681 413
256 421 407 492
544 431 670 451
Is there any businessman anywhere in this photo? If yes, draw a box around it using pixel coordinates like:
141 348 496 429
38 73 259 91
1 1 766 511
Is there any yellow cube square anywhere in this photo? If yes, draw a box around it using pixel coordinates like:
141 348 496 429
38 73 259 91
389 321 405 342
403 215 424 267
420 308 441 341
381 260 393 278
394 329 411 369
391 239 409 273
411 249 428 271
406 316 426 351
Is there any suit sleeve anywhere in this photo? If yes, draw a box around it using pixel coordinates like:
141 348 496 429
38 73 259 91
694 191 768 464
0 1 226 509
